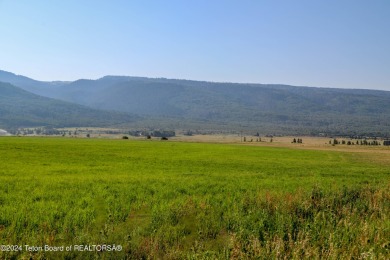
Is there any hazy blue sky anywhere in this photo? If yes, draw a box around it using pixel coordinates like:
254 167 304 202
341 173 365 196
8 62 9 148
0 1 389 90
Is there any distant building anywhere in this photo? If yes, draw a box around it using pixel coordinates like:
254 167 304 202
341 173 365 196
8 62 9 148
0 129 9 136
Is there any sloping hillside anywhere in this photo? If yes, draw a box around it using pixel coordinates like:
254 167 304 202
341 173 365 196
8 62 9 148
0 70 68 95
0 82 139 129
41 77 390 135
1 70 390 135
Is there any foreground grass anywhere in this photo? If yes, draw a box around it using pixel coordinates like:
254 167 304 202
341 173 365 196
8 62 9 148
0 137 389 259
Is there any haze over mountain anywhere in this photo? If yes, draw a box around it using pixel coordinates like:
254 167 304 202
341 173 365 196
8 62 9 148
1 70 390 136
0 81 138 129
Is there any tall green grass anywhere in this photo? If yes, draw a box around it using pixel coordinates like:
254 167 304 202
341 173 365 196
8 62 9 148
0 137 389 259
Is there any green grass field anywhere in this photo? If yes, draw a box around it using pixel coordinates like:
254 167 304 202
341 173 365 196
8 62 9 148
0 137 389 259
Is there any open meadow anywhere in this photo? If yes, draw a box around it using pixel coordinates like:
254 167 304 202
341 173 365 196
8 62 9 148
0 137 389 259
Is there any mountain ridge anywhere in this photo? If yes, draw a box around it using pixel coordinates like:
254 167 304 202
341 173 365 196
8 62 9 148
3 69 389 93
1 69 390 135
0 81 139 129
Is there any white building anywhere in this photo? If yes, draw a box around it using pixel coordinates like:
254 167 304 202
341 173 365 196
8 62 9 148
0 129 10 136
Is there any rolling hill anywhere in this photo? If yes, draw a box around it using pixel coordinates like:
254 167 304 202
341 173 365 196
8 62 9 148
0 81 139 129
1 70 390 135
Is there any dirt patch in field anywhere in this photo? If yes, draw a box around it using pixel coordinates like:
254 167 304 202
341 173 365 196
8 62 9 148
171 134 390 165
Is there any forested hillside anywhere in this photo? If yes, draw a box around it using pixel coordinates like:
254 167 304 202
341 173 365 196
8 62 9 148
1 70 390 135
0 82 138 129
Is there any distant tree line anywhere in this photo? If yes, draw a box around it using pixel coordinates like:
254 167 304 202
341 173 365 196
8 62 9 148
128 130 175 138
330 138 384 146
9 127 62 136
